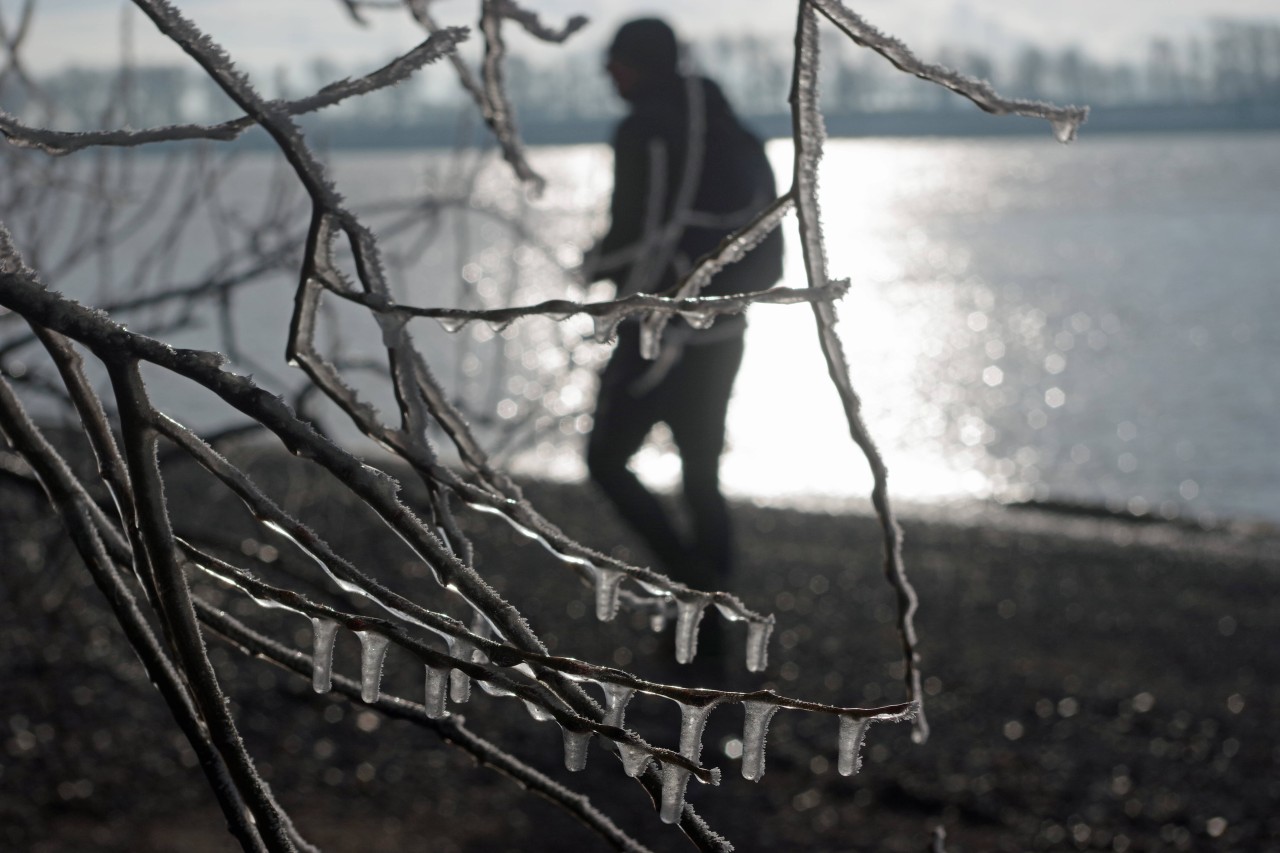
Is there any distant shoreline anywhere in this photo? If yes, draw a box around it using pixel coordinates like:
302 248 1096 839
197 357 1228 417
275 102 1280 152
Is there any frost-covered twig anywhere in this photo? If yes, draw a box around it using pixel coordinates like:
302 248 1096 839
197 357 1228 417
487 0 588 43
478 0 546 191
323 279 847 338
0 251 737 849
811 0 1088 141
0 372 274 853
790 0 928 743
0 29 467 155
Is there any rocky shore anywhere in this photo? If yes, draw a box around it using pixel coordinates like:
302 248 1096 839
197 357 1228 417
2 450 1276 852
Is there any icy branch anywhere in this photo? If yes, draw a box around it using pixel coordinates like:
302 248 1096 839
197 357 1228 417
790 0 928 743
0 29 467 155
811 0 1088 141
326 280 847 336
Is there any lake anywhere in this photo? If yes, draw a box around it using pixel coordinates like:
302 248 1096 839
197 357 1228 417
8 130 1278 525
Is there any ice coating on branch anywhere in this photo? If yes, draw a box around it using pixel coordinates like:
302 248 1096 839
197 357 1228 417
838 715 872 777
561 727 591 772
810 0 1088 141
659 764 692 824
617 742 652 777
310 617 340 693
424 664 450 718
491 0 587 43
601 682 636 730
740 701 781 781
793 4 830 286
591 566 625 622
355 630 390 703
475 679 516 699
745 618 774 673
478 0 546 192
674 596 710 665
523 699 555 722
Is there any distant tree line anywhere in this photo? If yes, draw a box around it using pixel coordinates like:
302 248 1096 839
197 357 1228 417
4 17 1277 134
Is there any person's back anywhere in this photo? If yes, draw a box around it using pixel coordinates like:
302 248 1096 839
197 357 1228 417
589 23 782 303
585 19 782 633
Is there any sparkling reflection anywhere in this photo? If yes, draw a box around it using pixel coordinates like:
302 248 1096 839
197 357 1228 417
369 134 1280 524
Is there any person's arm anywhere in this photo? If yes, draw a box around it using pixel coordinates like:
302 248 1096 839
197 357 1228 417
584 118 655 285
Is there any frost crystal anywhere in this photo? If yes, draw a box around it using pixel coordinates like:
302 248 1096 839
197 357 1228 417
310 617 340 693
355 631 391 703
423 664 450 719
740 701 781 782
561 727 591 772
838 715 872 777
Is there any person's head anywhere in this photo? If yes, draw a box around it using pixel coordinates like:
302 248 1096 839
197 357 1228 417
605 17 679 100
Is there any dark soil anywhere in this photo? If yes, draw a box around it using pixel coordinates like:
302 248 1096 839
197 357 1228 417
2 441 1278 852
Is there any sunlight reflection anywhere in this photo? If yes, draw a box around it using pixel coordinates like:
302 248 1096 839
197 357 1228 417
721 140 997 505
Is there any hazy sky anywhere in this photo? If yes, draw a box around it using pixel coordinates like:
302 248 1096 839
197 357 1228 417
11 0 1280 75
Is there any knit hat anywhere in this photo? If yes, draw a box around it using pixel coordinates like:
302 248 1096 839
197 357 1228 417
607 18 679 74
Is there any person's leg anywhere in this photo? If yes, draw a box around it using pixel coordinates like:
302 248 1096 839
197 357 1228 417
586 338 688 573
666 335 744 587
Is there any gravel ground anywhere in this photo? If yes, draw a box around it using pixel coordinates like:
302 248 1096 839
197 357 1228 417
2 442 1277 852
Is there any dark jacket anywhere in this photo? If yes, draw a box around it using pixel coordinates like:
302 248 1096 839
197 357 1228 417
590 74 784 301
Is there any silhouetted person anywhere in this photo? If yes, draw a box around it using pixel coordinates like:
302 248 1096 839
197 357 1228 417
584 18 783 593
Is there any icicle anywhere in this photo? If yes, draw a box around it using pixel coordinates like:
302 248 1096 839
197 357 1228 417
591 567 625 622
674 595 709 665
639 318 662 361
745 618 774 673
677 700 718 764
523 700 555 723
838 715 872 777
617 742 651 777
1052 115 1082 143
591 311 623 344
740 701 781 782
680 310 715 330
356 631 390 703
649 610 668 633
447 636 475 703
310 617 339 694
468 611 493 664
601 683 636 730
435 316 470 333
659 763 691 825
561 727 591 772
424 664 450 719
